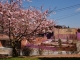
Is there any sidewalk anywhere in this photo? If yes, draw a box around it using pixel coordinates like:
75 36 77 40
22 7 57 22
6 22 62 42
33 54 80 58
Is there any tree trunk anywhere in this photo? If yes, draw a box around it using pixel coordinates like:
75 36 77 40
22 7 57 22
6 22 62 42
12 46 18 57
12 41 21 57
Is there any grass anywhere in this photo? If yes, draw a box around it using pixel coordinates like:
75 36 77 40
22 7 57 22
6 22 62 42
0 56 80 60
1 54 79 60
0 57 40 60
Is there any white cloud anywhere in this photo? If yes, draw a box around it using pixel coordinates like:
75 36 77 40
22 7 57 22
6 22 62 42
76 8 80 12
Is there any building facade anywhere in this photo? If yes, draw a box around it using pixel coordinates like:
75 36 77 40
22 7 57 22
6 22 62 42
54 28 77 40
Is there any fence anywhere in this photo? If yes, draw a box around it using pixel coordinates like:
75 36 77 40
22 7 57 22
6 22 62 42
26 43 77 56
0 47 12 56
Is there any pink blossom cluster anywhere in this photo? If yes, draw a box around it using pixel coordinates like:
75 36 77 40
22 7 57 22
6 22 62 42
0 0 55 40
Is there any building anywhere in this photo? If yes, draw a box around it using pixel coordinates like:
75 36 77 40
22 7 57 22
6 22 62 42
0 26 12 56
0 34 12 56
54 28 77 40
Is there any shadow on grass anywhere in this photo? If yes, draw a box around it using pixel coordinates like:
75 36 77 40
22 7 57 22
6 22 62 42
39 57 80 60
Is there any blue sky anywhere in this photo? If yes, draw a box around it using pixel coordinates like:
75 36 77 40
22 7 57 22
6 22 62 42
23 0 80 28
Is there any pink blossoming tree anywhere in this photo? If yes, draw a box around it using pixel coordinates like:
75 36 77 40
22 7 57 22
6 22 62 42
0 0 55 56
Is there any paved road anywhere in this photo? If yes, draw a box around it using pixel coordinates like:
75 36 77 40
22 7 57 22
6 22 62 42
34 54 80 58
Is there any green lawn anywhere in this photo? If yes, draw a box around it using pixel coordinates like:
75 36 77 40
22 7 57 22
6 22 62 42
0 57 40 60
